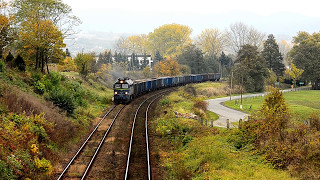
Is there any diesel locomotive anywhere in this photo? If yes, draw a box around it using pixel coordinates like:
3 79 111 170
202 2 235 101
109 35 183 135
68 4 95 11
113 73 221 104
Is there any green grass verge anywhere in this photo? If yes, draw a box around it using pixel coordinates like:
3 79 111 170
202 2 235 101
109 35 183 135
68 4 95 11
224 90 320 121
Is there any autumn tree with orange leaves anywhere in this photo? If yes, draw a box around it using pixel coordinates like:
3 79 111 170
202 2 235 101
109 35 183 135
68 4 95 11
153 57 181 77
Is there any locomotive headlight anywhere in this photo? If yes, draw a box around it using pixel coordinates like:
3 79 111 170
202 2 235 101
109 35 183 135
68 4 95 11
125 92 128 95
114 92 118 95
120 80 124 83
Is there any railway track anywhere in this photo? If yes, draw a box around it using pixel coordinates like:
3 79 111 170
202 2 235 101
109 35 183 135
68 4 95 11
57 88 173 179
124 90 168 180
57 105 125 179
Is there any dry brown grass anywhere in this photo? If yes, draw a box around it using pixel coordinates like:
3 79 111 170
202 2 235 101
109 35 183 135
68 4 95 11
198 85 243 97
2 85 77 145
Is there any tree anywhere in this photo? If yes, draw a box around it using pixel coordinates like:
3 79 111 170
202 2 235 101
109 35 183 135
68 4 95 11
262 34 285 76
234 44 268 92
65 48 71 57
129 52 140 70
12 0 80 36
153 50 163 65
5 52 14 65
97 63 112 81
178 44 206 74
142 66 152 78
153 57 181 76
140 53 149 70
74 52 95 78
218 51 233 77
278 40 292 66
289 31 320 89
14 55 26 72
19 18 65 73
57 57 77 72
227 22 265 54
203 54 220 73
114 36 129 55
0 12 14 60
196 28 228 56
123 34 149 54
285 63 304 89
148 23 192 58
12 0 80 73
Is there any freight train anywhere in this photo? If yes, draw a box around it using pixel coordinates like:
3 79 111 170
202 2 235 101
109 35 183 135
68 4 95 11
113 73 221 104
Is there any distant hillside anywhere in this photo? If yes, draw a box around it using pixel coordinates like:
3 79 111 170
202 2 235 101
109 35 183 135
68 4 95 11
64 31 133 56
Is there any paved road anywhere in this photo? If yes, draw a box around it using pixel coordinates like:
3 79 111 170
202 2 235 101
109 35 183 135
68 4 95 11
206 87 311 128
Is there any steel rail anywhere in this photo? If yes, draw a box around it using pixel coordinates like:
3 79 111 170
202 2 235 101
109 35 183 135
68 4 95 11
57 105 117 180
124 90 169 180
145 94 163 180
81 105 126 180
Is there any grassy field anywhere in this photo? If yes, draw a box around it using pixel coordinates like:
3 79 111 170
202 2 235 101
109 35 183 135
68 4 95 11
151 83 295 179
224 90 320 122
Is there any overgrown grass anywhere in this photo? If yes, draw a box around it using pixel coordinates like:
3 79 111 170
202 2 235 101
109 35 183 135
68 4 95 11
224 90 320 122
192 81 243 99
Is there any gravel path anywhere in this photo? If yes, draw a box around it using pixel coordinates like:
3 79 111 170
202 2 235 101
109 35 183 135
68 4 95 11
206 87 311 128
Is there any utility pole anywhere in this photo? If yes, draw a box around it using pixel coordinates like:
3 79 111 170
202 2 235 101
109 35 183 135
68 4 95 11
230 71 233 100
240 75 243 109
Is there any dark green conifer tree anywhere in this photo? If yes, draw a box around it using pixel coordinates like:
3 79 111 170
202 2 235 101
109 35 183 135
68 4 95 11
262 34 285 76
14 55 26 72
140 53 149 69
66 48 71 57
5 52 14 67
234 45 268 92
154 50 163 64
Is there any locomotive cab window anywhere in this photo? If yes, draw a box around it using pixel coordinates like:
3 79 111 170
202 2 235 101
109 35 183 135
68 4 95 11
114 84 121 88
122 84 129 88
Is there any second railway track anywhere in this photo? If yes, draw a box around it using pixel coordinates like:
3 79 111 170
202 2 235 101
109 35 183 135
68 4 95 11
57 105 125 179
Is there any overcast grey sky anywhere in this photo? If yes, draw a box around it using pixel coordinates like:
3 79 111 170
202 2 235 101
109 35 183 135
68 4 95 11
63 0 320 38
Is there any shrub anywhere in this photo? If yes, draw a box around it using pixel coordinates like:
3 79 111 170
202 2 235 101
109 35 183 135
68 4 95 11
66 81 87 107
34 157 53 176
5 52 14 64
194 108 207 120
49 71 62 86
0 60 5 72
31 71 43 83
41 77 53 92
193 99 208 111
0 160 15 179
34 81 46 95
182 135 192 146
310 112 320 131
184 84 197 96
46 87 77 114
159 98 171 107
14 55 26 72
0 113 54 179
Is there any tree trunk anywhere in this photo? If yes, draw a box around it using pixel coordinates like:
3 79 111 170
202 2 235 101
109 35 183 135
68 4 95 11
41 50 45 73
35 48 39 70
46 55 50 74
312 79 320 90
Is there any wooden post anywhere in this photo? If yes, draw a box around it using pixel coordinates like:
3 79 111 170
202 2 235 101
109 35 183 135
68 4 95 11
205 120 207 126
239 119 242 129
226 119 230 129
211 119 213 127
